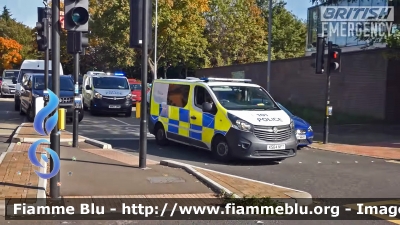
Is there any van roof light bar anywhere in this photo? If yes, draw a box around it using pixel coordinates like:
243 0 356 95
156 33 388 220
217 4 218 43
200 77 252 83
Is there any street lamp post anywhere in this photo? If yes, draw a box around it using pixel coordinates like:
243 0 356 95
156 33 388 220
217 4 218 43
154 0 158 81
267 0 272 93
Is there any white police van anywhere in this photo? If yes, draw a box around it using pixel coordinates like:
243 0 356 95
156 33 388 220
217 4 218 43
82 72 132 116
13 60 64 111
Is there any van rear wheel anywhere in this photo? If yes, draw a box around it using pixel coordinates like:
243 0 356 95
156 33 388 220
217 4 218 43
212 136 232 162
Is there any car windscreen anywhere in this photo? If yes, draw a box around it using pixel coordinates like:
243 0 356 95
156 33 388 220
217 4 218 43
4 71 19 79
33 76 74 91
130 84 141 90
211 85 278 110
93 77 129 89
18 69 53 83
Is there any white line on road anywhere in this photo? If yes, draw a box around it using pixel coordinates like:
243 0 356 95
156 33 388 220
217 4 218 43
91 137 155 140
111 117 132 126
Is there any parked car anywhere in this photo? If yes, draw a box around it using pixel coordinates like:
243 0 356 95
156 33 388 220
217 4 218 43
19 73 84 122
128 79 142 104
277 102 314 148
1 69 19 97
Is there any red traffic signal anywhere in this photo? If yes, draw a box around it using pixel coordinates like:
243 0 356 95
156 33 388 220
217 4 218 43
329 48 341 72
332 51 338 59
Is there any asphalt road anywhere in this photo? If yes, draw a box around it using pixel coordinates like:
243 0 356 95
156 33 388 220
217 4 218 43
1 102 399 224
68 112 400 199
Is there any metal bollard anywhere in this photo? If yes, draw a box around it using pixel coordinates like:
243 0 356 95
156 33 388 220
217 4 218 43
136 101 141 118
58 108 66 130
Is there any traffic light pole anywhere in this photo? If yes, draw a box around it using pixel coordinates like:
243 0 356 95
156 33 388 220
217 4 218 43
139 0 150 169
44 17 49 95
323 41 333 144
72 52 79 147
50 0 61 199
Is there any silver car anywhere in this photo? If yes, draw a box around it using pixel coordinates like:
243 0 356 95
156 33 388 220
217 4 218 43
1 69 19 97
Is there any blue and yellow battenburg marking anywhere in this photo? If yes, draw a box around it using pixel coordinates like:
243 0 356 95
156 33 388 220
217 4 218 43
150 102 230 148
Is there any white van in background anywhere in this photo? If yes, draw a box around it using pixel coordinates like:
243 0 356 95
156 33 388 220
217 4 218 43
13 60 64 111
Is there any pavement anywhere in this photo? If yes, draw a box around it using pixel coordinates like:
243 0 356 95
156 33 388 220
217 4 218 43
0 98 25 153
1 98 400 224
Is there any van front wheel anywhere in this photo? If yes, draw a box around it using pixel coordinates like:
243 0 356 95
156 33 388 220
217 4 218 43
155 124 169 146
212 136 232 162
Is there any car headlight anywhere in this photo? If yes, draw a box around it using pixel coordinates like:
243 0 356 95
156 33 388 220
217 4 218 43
290 119 294 129
235 120 252 132
126 94 132 99
296 129 306 134
308 126 313 132
94 92 102 99
227 113 252 132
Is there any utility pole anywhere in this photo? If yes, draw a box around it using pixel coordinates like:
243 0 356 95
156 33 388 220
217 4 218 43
65 0 90 147
73 51 79 147
323 41 332 144
50 0 61 199
323 42 341 144
129 0 152 169
139 0 150 169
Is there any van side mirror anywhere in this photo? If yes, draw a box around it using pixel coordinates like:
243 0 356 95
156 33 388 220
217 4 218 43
85 85 91 90
202 102 213 112
12 77 17 84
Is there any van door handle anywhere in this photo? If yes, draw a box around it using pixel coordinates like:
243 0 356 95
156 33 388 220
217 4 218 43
190 116 196 120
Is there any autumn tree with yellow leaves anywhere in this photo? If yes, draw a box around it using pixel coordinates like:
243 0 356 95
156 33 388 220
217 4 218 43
0 37 23 71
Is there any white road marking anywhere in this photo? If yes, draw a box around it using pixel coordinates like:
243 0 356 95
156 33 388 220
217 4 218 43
91 137 155 140
386 160 400 164
111 117 132 125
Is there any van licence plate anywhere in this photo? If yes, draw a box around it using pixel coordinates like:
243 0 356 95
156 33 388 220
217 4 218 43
296 135 306 139
109 105 121 108
267 144 285 150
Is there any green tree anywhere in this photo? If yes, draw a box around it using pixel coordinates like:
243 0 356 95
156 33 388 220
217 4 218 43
150 0 210 78
90 0 136 71
0 8 36 62
90 0 209 77
1 6 12 21
257 0 307 59
205 0 268 67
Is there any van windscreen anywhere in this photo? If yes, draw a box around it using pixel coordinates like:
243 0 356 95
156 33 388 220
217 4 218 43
18 69 53 82
93 77 129 89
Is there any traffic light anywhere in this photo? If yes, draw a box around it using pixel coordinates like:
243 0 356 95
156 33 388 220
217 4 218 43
36 7 49 52
64 0 89 32
329 48 341 72
67 31 89 54
129 0 153 49
80 32 89 55
315 36 325 74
